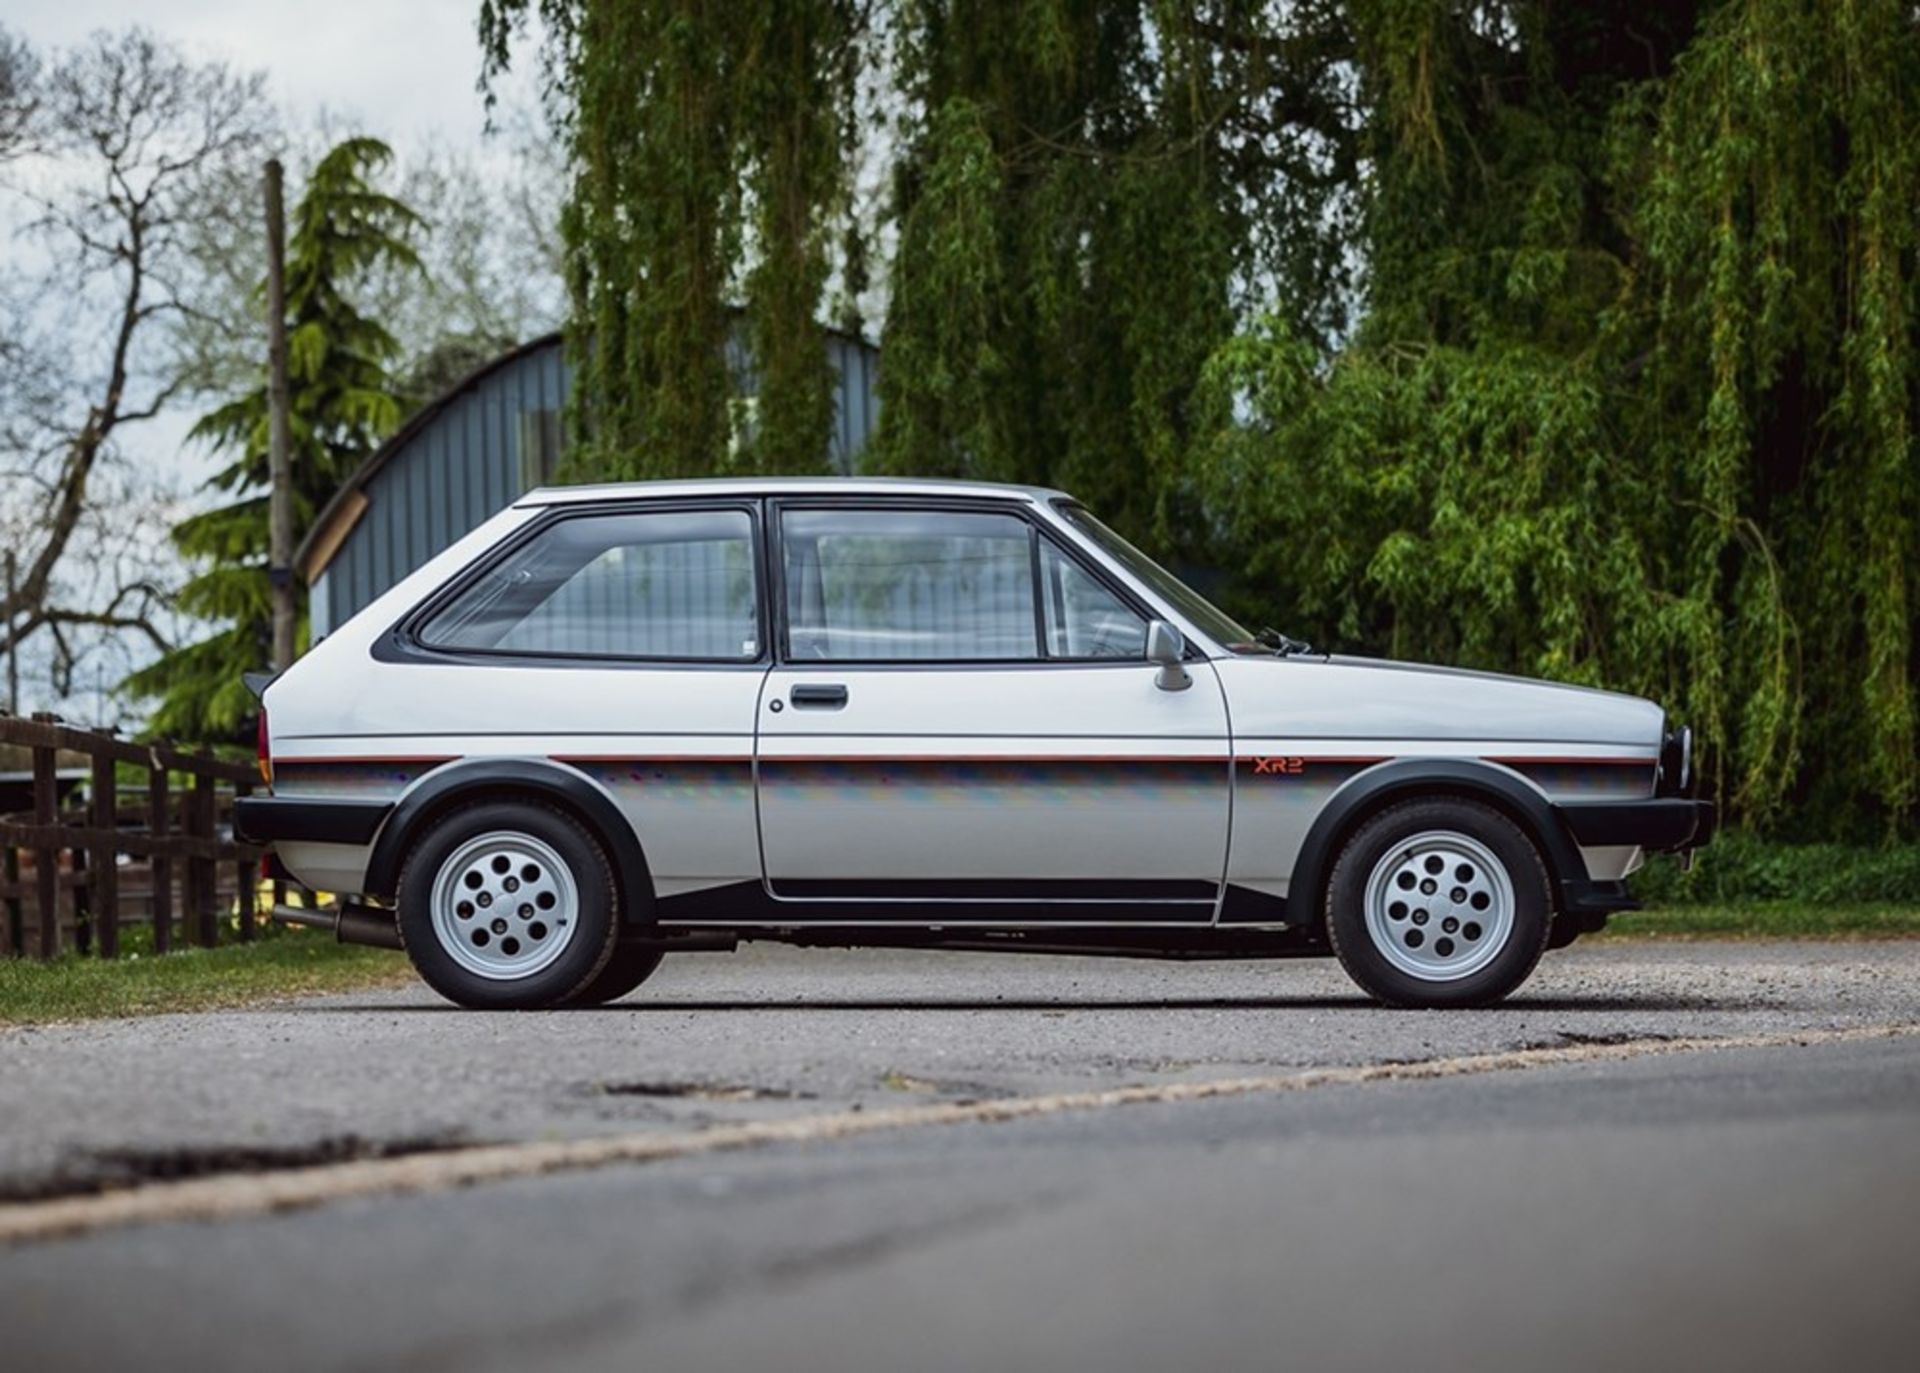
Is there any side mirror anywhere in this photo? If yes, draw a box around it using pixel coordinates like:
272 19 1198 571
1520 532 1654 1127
1145 619 1191 692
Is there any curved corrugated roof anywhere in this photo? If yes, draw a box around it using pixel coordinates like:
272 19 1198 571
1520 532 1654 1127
298 319 884 584
296 332 564 581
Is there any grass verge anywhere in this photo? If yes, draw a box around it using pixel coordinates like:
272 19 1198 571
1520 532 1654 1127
1601 902 1920 940
0 928 410 1027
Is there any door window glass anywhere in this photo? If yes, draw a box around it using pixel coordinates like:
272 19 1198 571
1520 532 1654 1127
1038 539 1147 659
782 508 1038 661
418 508 760 660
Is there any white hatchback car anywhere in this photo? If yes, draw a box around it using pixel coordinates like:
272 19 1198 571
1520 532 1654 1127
239 478 1712 1010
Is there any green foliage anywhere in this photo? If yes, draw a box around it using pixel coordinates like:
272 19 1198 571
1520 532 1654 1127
1630 833 1920 908
869 1 1331 547
482 0 858 478
1200 0 1918 840
485 1 1918 839
1601 903 1920 939
126 138 421 742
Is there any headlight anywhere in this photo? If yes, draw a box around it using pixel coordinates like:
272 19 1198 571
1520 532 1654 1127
1659 724 1693 795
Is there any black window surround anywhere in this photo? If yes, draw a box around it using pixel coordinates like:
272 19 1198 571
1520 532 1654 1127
380 498 772 670
378 493 1195 672
767 495 1179 669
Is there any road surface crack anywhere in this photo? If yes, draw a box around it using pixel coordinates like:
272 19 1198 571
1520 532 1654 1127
4 1020 1916 1246
0 1134 473 1206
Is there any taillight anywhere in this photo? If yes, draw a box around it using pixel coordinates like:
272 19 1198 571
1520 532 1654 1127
257 709 272 785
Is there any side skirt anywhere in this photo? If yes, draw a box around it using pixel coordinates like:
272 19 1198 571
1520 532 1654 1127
656 879 1220 926
687 925 1328 961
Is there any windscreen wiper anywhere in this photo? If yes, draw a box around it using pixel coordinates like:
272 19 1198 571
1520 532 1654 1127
1257 626 1319 658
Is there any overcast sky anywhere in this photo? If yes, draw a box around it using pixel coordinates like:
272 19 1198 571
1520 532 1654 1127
9 0 512 148
5 3 537 721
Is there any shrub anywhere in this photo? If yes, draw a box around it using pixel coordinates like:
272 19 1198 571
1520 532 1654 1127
1633 832 1920 906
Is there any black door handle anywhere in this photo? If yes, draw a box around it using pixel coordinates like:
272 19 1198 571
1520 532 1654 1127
790 683 849 709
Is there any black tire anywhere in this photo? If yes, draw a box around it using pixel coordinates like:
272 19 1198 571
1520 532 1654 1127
1324 796 1553 1008
559 944 665 1008
396 799 621 1010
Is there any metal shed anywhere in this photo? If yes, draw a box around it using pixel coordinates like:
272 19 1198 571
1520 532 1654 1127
300 328 881 638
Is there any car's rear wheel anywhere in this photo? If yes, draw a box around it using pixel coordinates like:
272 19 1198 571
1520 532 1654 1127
1325 797 1552 1008
397 800 620 1010
559 943 665 1007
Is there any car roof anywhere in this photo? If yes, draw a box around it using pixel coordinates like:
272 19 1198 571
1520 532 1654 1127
518 476 1071 506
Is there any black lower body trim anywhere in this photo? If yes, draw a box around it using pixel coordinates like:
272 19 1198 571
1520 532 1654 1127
739 926 1325 960
658 879 1215 925
770 877 1219 902
1217 884 1296 925
235 796 392 846
1557 798 1715 852
1559 878 1641 917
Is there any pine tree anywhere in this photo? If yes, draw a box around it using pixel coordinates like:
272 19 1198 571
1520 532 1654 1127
126 137 422 741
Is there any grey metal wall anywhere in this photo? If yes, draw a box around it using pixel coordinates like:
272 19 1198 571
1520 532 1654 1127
827 333 880 473
312 330 881 638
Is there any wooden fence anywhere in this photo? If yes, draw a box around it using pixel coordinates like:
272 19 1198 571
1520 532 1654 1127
0 713 265 960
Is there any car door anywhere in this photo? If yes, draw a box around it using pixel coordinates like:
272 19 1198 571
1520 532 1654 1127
755 499 1231 922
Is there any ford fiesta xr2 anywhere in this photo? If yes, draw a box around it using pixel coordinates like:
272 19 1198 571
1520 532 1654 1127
239 478 1713 1010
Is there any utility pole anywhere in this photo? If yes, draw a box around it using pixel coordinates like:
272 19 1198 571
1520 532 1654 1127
264 158 295 672
4 550 17 715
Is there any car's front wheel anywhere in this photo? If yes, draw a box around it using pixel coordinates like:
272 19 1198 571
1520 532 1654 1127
1324 797 1553 1008
396 800 621 1010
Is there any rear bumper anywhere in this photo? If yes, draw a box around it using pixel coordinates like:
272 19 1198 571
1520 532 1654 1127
1556 797 1716 854
234 796 392 847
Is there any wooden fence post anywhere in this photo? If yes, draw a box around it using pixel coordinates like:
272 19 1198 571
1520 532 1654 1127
90 744 119 959
234 780 256 941
0 720 259 962
31 719 58 960
149 764 172 954
193 772 218 946
2 843 17 956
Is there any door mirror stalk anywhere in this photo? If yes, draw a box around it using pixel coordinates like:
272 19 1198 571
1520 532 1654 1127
1146 620 1191 691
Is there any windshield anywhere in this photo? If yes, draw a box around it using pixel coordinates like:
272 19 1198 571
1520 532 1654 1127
1054 503 1264 653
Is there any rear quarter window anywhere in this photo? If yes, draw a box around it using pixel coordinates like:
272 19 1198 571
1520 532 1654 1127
416 508 761 661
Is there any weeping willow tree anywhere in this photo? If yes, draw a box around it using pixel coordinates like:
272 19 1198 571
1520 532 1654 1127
1199 0 1916 838
481 1 1349 526
480 0 859 477
871 2 1355 549
479 1 1916 838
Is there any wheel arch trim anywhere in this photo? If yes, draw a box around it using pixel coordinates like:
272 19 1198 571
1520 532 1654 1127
363 757 655 926
1282 758 1586 928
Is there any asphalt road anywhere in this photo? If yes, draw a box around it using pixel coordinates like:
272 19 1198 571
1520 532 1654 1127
3 941 1919 1371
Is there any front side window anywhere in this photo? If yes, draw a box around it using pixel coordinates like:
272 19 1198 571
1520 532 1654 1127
418 508 760 660
1055 502 1256 651
783 508 1038 661
1038 539 1147 659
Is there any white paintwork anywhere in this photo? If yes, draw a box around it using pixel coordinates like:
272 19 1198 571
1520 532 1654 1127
1213 656 1661 897
274 841 375 897
1216 655 1665 746
757 662 1230 896
261 478 1676 918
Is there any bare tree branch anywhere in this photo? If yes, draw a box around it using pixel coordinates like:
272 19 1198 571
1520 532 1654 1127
0 29 270 699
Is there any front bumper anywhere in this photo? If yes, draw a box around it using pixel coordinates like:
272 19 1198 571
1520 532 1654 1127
1557 797 1717 853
